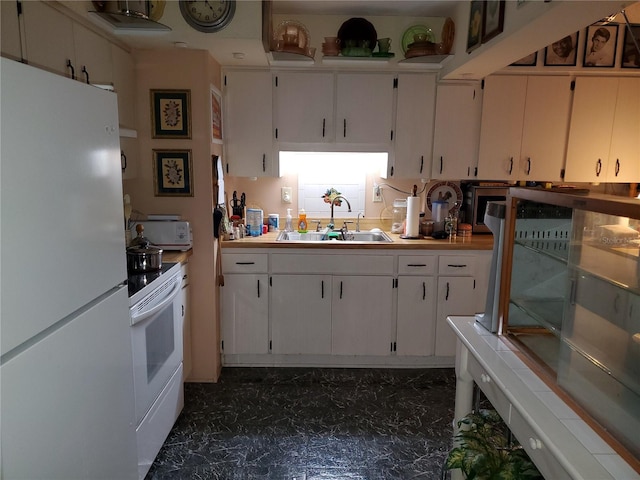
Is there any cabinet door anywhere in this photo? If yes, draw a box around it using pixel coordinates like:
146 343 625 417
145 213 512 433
335 73 394 145
435 276 477 357
224 70 274 177
72 23 112 85
1 0 22 61
270 274 332 355
22 1 75 78
396 276 436 356
477 76 527 181
565 77 618 182
432 83 483 179
274 72 334 144
111 45 136 130
220 274 269 355
520 76 572 182
331 275 394 356
607 78 640 182
392 74 436 179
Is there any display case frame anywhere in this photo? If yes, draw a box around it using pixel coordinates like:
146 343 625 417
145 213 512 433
498 187 640 471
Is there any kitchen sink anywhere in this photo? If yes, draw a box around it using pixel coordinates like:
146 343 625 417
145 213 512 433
276 230 393 243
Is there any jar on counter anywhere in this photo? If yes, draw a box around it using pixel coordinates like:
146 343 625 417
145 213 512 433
391 199 407 234
419 213 434 237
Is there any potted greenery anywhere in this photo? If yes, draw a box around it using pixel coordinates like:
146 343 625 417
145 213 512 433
445 409 543 480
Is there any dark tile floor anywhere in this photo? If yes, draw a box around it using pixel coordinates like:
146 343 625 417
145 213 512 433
145 367 457 480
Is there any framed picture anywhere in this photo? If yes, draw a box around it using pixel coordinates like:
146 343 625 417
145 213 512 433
544 32 579 66
153 149 193 197
621 24 640 68
467 0 484 53
151 89 191 139
583 24 618 67
210 85 223 144
482 0 505 43
510 52 538 66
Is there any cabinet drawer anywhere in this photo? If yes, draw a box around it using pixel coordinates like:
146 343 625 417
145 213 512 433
271 253 393 275
398 255 436 275
222 253 268 273
438 255 477 275
467 355 510 420
509 407 572 480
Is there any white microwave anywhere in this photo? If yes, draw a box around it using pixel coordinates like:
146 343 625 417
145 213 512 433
130 221 192 251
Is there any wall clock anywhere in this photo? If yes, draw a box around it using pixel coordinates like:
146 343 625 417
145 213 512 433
179 0 236 33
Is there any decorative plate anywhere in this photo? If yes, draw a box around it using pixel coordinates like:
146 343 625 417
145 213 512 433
401 25 435 54
426 181 462 214
440 17 455 54
273 20 310 50
338 17 377 52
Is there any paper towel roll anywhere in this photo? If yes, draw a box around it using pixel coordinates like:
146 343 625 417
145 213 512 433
405 196 421 237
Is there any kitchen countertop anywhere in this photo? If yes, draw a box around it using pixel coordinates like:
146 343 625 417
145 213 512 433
222 231 493 250
163 249 193 263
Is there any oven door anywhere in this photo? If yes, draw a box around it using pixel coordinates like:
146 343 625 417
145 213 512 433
130 279 182 424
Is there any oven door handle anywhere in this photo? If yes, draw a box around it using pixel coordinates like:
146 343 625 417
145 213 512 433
130 278 181 326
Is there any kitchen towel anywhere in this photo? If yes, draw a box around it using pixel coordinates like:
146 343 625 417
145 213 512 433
405 196 421 237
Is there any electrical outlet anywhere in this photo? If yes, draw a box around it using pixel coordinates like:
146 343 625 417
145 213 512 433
372 185 382 203
281 186 292 203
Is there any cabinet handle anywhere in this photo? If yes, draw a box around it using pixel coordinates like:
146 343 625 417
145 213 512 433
182 305 185 317
343 119 346 138
257 279 261 298
445 282 450 301
340 281 343 299
81 66 90 84
262 154 266 172
423 281 426 300
321 280 324 299
447 264 467 268
66 59 75 80
596 158 602 176
481 373 491 383
508 157 513 174
526 157 531 175
235 261 255 265
439 156 443 174
615 158 620 176
407 263 427 267
322 118 326 138
121 151 127 172
419 155 424 174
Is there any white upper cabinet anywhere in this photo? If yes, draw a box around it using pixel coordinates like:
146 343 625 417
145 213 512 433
432 83 483 180
1 1 21 61
72 23 113 86
274 71 334 144
392 73 437 179
477 76 571 182
335 73 395 146
565 77 640 183
223 70 274 177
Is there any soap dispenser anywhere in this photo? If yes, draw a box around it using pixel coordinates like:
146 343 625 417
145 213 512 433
285 208 293 232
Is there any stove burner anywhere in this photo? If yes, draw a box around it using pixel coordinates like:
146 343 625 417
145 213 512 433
127 262 177 298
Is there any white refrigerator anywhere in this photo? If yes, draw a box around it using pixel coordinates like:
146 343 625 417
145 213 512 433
0 58 138 479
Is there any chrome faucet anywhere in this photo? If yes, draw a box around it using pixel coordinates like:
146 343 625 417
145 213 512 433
329 195 352 228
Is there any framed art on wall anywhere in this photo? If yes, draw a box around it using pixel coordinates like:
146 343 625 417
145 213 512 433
153 149 193 197
151 89 191 139
621 24 640 68
510 52 537 66
583 24 618 67
211 85 223 144
544 32 579 66
467 0 484 52
482 0 505 44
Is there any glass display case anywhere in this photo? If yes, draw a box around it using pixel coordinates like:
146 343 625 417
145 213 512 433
499 188 640 465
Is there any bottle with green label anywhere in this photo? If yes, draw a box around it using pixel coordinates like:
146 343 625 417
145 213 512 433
298 209 308 233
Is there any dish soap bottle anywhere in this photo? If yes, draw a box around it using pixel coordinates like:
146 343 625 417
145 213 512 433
298 209 308 233
285 208 293 232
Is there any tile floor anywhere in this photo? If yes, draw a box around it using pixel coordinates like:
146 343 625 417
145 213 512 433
145 367 457 480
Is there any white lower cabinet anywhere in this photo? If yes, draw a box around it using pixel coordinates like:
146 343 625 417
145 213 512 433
331 275 394 356
270 274 332 355
221 249 488 365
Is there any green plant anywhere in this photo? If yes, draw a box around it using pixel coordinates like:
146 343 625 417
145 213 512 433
445 409 543 480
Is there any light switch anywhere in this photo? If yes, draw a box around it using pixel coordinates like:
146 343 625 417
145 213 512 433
281 187 292 203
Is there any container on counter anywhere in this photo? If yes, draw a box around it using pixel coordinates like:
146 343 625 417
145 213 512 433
268 213 279 232
298 209 308 233
246 208 263 236
431 200 449 232
457 223 473 237
419 215 434 237
391 199 407 234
